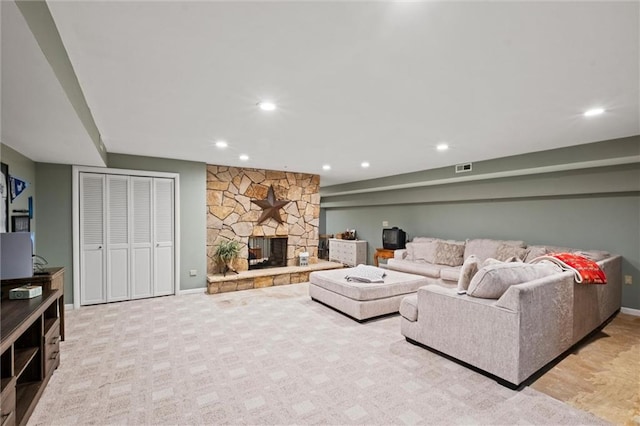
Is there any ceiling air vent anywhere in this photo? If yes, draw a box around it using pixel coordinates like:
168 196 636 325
455 163 472 173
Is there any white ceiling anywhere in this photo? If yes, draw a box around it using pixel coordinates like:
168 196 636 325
1 1 105 167
5 1 640 186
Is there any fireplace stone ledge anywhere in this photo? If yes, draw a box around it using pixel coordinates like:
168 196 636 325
207 260 344 294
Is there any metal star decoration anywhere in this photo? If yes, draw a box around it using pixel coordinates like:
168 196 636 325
251 185 290 224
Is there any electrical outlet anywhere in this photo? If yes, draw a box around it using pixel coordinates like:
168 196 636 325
624 275 632 285
382 221 389 227
190 269 197 277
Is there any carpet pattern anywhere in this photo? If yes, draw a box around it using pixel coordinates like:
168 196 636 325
29 283 607 425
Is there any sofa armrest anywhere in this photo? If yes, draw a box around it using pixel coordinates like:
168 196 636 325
394 249 407 260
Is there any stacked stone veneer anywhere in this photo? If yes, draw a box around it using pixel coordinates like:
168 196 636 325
206 165 320 275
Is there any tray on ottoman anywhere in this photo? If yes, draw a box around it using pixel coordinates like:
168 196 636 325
309 267 429 321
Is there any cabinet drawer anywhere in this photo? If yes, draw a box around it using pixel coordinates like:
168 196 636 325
1 377 16 426
43 321 61 377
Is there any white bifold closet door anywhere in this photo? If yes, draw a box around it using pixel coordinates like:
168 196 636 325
80 172 175 305
131 177 153 299
153 178 174 296
106 175 130 302
80 173 106 305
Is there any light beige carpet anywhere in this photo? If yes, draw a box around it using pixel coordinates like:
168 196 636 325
29 283 607 425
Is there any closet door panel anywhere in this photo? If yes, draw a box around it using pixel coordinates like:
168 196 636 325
106 175 130 302
131 177 153 299
153 178 174 296
80 173 106 305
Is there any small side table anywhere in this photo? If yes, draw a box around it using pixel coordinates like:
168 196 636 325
374 248 395 267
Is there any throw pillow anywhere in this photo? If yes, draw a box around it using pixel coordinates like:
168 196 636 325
457 255 479 294
494 244 529 262
467 262 560 299
406 241 439 263
434 241 465 266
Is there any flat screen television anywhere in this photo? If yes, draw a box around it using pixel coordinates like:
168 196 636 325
382 227 406 250
1 232 33 279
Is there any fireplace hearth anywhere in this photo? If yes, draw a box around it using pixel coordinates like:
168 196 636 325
248 237 288 270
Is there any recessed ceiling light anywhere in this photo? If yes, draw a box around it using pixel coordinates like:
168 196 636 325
322 164 331 171
584 108 605 117
258 101 277 111
436 143 449 151
361 161 370 168
215 140 228 149
239 154 249 161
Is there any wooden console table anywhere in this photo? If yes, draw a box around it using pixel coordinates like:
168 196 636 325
1 267 64 426
374 248 395 267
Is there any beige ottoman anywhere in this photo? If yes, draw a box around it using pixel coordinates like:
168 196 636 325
309 267 429 321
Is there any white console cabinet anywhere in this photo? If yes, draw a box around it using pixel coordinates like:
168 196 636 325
329 239 367 266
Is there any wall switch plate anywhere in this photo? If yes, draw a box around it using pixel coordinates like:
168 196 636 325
382 221 389 227
624 275 632 285
190 269 197 277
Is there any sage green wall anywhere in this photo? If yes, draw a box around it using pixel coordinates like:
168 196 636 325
322 138 640 310
0 144 36 235
34 154 207 303
107 153 207 291
34 163 72 302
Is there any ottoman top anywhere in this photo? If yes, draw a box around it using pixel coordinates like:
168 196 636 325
309 267 429 301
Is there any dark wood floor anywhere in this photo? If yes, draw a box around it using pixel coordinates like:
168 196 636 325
531 313 640 425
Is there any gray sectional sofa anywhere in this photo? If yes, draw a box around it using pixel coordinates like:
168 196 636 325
386 237 622 388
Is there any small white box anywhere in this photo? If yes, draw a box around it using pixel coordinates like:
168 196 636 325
9 285 42 300
299 252 310 267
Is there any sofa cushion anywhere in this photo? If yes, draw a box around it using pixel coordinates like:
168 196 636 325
464 239 525 262
441 266 462 282
575 250 610 262
456 255 479 294
495 244 529 262
524 246 548 262
412 237 437 243
406 241 439 263
467 262 560 299
399 294 418 322
386 259 441 278
434 241 465 266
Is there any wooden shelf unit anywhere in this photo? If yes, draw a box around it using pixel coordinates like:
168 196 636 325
1 268 64 426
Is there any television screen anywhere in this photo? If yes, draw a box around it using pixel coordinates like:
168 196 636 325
1 232 33 279
382 227 406 250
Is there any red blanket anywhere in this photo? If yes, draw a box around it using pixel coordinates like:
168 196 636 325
531 252 607 284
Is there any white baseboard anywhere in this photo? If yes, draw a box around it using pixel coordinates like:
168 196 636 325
65 303 74 311
621 307 640 316
179 288 207 295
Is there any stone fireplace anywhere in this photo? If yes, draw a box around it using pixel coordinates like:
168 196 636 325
248 236 288 269
206 165 320 276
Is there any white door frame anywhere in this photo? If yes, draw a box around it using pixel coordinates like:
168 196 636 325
72 165 181 309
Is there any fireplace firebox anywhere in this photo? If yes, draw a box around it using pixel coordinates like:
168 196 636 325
248 237 288 270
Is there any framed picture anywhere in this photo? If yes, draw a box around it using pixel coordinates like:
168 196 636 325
12 215 30 232
0 162 8 233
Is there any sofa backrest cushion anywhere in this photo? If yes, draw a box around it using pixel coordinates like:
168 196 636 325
524 246 548 262
464 239 526 262
467 262 560 299
434 241 465 266
406 241 439 263
412 237 437 243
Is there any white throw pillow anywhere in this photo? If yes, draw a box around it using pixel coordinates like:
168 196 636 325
467 262 560 299
457 255 480 294
406 241 439 263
